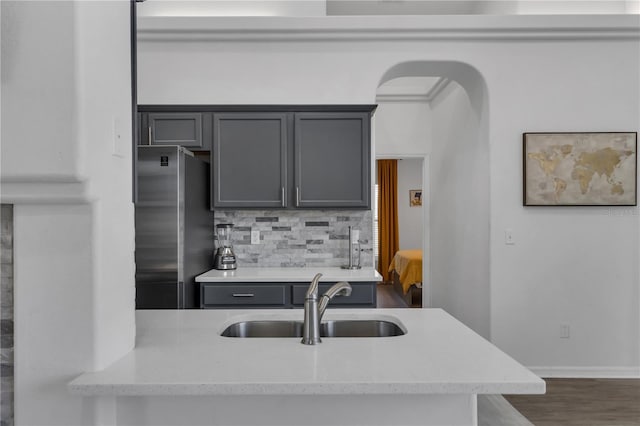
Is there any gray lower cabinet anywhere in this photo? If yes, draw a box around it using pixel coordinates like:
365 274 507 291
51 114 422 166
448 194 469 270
200 282 376 309
290 282 376 307
141 112 211 151
201 283 289 308
212 113 288 208
294 112 370 208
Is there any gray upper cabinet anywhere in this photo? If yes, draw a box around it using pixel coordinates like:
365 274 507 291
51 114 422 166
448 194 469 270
294 112 370 208
137 105 375 210
142 112 210 150
212 113 288 208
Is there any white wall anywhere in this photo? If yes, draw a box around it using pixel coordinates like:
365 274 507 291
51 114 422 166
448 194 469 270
487 39 640 374
397 158 424 250
1 2 79 181
138 15 640 375
1 1 135 425
430 82 490 339
375 101 431 156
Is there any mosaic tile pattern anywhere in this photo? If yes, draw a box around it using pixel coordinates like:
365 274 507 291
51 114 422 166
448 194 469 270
214 210 373 268
0 205 13 426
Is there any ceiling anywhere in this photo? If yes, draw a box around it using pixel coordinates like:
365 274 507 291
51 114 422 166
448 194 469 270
327 0 634 15
137 0 638 17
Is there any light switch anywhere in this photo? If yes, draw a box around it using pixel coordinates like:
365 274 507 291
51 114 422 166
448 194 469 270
251 230 260 245
505 229 515 245
112 117 125 158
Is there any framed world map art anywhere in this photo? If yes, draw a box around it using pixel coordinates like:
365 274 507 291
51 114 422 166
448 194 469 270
523 132 637 206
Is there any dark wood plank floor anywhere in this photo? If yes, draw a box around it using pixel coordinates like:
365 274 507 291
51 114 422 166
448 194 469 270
376 283 408 308
505 378 640 426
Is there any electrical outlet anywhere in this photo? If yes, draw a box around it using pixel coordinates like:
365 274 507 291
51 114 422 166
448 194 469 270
251 230 260 245
560 324 570 339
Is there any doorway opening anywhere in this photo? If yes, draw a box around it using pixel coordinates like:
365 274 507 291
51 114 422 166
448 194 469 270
375 156 426 309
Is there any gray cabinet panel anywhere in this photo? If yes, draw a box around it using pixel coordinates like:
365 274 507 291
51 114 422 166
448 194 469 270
291 282 376 307
201 284 287 307
294 112 370 208
146 113 205 149
212 113 287 208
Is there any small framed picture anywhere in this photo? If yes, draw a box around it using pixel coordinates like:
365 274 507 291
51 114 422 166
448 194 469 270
410 190 422 207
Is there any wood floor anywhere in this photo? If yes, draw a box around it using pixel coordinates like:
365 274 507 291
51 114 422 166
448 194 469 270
376 283 409 308
506 378 640 425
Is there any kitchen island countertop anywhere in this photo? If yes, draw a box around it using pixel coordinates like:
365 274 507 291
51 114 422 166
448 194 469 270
68 308 544 397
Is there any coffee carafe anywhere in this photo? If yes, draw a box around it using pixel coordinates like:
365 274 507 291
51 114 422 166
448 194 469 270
214 223 237 270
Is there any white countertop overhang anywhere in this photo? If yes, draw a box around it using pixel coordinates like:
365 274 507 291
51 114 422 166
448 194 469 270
196 267 382 283
68 308 545 397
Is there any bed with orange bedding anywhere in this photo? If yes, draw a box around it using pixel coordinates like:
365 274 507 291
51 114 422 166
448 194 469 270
388 249 423 307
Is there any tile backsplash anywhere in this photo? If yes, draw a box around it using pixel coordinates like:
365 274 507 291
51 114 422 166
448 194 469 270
214 210 373 268
0 205 13 426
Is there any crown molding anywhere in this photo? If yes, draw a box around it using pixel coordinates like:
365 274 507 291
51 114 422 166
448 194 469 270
425 77 451 102
376 77 451 104
375 93 431 103
138 15 640 42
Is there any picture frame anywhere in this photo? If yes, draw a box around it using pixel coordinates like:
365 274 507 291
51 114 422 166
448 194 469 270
410 190 422 207
523 132 637 206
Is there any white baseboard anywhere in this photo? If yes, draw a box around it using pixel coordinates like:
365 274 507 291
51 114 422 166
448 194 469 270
528 366 640 379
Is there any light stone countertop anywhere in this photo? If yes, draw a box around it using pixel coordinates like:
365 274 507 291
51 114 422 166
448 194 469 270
195 267 382 283
68 308 545 397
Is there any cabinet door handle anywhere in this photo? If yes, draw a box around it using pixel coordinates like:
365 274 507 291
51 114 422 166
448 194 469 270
281 187 285 207
232 293 255 297
147 127 152 145
296 187 300 206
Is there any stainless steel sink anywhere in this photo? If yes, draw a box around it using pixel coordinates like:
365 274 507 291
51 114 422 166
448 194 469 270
221 320 304 338
220 319 406 338
320 320 405 337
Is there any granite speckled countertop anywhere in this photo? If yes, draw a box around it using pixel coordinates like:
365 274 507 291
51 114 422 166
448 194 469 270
68 308 545 397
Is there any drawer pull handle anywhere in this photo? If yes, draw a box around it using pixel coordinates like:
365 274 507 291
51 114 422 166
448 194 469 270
232 293 255 297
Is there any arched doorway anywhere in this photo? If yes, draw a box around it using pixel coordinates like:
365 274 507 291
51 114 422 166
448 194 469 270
374 61 491 339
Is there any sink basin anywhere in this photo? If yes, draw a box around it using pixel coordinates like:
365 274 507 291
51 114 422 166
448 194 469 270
221 320 304 338
220 319 406 338
320 320 405 337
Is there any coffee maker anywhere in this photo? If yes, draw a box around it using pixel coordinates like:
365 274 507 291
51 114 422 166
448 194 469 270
214 223 237 270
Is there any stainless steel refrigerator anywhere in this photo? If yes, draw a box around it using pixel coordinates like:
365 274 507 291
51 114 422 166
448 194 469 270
135 146 213 309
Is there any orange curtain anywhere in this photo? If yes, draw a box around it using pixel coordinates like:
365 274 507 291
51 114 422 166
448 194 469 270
377 159 399 283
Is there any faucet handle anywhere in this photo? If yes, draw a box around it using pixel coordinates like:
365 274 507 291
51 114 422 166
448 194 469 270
305 273 323 300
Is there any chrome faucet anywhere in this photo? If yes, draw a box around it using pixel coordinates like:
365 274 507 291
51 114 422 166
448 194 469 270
301 273 352 345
